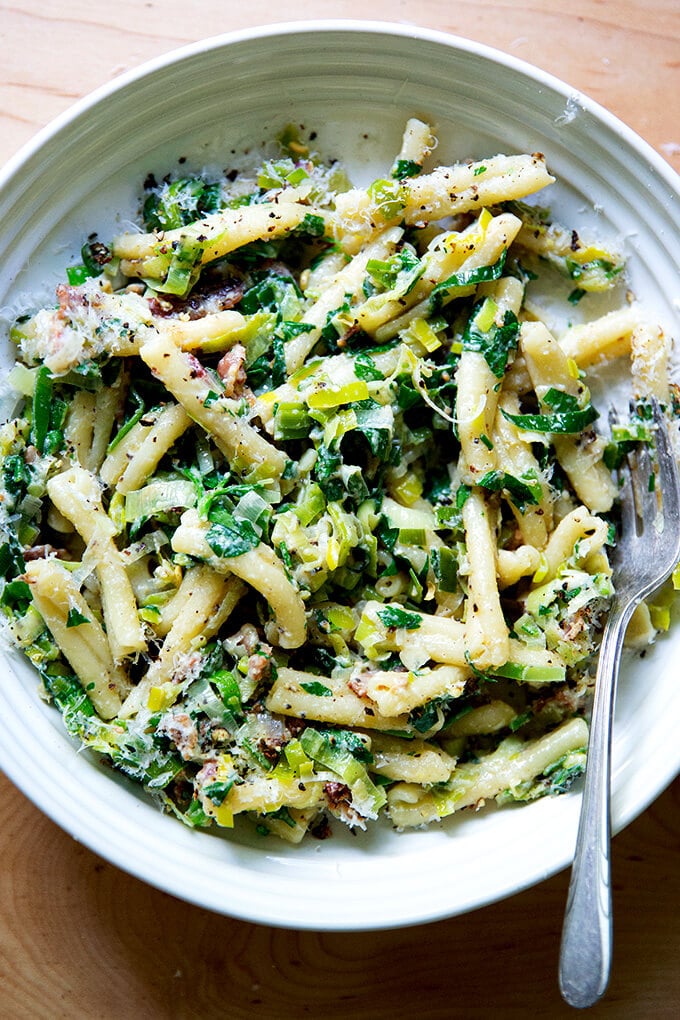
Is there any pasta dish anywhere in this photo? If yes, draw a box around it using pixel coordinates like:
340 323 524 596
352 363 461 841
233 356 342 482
0 120 674 843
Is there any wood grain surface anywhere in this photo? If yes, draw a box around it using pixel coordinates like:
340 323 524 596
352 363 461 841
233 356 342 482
1 3 679 1017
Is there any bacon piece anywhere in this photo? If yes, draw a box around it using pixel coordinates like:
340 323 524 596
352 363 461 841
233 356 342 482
23 544 70 561
158 712 199 761
217 344 247 397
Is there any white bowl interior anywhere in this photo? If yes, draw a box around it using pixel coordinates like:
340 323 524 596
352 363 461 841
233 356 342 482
1 22 679 930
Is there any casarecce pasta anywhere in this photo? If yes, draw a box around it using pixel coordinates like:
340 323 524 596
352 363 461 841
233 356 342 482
0 119 676 843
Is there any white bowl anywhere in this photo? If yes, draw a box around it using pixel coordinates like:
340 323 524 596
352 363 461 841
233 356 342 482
1 21 679 931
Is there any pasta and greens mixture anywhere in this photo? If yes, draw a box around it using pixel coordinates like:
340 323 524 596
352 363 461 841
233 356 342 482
0 120 676 842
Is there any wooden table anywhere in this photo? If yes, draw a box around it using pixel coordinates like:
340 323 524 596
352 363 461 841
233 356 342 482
1 3 678 1016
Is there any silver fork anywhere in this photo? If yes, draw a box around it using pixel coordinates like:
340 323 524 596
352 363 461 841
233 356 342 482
559 398 680 1009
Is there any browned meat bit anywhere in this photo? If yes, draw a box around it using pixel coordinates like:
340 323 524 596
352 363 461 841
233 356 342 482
184 351 210 383
158 712 199 761
86 240 112 269
309 815 332 840
227 625 275 679
247 652 272 685
148 295 176 317
347 675 368 698
560 614 587 642
23 544 70 561
261 259 295 279
55 283 89 318
285 717 308 738
324 782 365 828
217 343 247 397
246 709 288 766
183 277 246 317
153 268 246 319
171 649 204 686
532 683 586 725
324 781 352 810
228 623 262 656
334 321 362 349
257 738 281 765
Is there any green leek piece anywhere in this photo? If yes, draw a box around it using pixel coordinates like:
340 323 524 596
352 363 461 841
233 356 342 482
300 728 386 816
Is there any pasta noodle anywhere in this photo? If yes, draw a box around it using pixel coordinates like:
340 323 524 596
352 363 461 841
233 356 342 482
0 119 675 843
23 558 130 719
46 465 147 660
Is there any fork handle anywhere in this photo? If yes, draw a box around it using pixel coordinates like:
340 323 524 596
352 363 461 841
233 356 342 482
558 601 633 1008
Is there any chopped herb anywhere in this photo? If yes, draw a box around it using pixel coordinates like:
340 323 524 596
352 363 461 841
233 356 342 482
31 365 52 454
410 694 458 733
501 401 598 434
295 213 326 238
143 176 221 231
203 778 235 806
66 264 96 286
430 252 507 311
184 799 213 828
352 351 384 382
266 806 297 828
377 606 421 630
462 301 520 377
66 608 90 628
392 158 422 180
366 246 422 293
300 681 334 698
205 508 261 559
1 579 32 613
456 484 472 509
478 470 542 511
